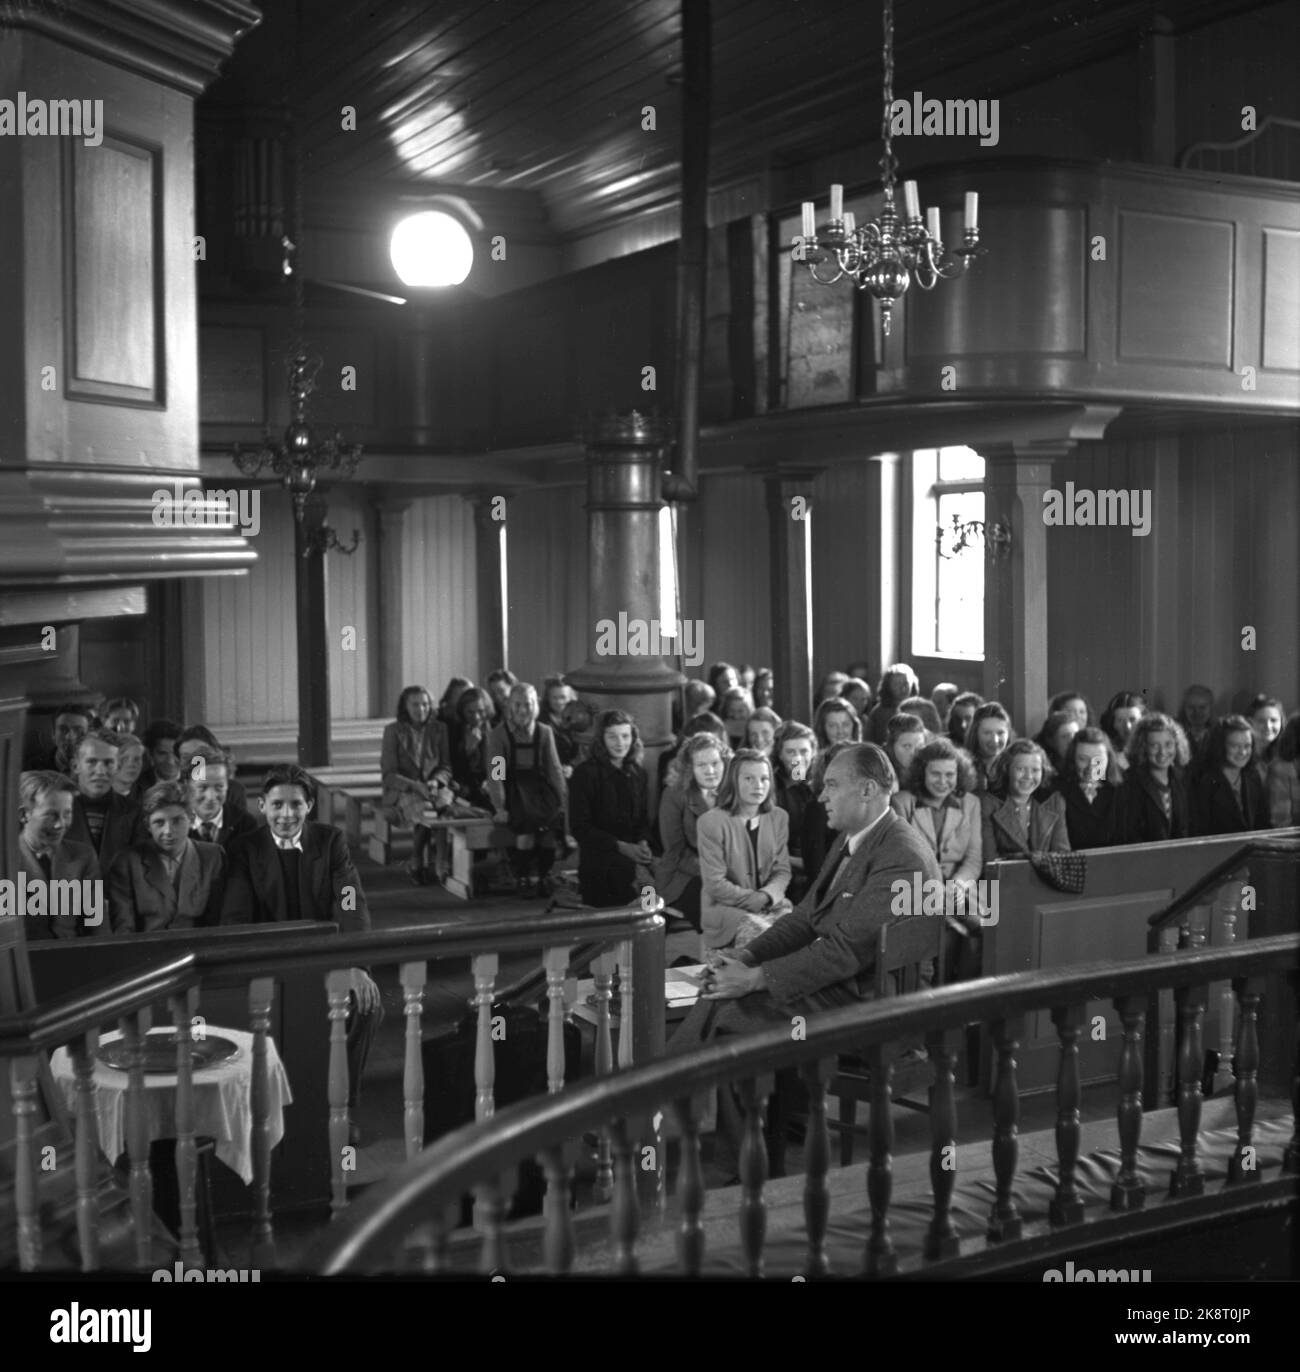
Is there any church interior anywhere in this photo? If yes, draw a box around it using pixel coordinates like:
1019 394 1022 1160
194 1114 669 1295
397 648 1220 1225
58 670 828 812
1 0 1298 1301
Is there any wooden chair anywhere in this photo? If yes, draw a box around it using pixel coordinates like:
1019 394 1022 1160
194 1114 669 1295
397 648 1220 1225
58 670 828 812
829 915 944 1166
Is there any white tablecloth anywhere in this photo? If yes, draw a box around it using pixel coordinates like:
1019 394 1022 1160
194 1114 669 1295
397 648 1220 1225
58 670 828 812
50 1026 293 1184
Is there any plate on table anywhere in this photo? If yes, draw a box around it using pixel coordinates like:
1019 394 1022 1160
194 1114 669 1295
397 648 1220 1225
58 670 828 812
97 1033 241 1075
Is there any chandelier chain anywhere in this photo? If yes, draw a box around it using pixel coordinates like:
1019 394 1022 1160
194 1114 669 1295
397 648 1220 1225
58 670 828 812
880 0 896 199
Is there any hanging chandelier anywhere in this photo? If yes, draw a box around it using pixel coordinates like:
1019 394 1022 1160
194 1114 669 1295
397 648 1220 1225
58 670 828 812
231 228 364 537
231 10 363 549
799 0 983 335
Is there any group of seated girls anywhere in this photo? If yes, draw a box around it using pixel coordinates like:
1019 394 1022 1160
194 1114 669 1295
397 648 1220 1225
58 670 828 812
647 664 1297 963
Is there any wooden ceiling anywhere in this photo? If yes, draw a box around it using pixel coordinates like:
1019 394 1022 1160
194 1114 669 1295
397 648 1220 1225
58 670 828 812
204 0 1272 242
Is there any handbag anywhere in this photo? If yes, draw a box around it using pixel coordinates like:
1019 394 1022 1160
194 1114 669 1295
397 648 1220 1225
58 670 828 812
1028 849 1088 894
996 805 1087 893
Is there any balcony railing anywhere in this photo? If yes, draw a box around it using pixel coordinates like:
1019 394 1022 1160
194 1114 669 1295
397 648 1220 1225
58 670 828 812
309 934 1300 1278
1 904 665 1272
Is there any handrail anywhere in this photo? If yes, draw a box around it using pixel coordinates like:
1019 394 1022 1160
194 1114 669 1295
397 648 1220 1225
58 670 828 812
1146 834 1300 932
0 905 665 1055
310 933 1300 1272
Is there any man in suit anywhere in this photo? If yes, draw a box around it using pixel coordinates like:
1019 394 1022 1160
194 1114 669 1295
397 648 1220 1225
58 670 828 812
220 764 381 1144
682 743 942 1176
108 781 225 933
701 743 942 1024
16 770 105 939
185 744 260 850
63 730 145 874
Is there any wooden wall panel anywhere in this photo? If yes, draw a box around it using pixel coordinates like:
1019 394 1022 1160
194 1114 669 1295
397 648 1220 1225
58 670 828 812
400 495 478 699
505 485 588 687
1045 440 1152 714
324 486 375 721
1117 212 1234 366
811 460 875 685
695 471 771 679
1176 424 1299 713
1047 424 1299 721
65 137 161 401
1262 228 1300 373
200 489 298 726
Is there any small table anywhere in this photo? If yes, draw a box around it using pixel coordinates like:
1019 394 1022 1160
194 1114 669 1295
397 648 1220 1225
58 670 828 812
50 1026 293 1185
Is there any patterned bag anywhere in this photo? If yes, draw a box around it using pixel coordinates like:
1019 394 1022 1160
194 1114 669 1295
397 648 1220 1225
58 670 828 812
1029 849 1088 894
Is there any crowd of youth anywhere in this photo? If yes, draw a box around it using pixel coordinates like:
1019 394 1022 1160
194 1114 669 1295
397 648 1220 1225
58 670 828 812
378 664 1299 959
18 668 1299 948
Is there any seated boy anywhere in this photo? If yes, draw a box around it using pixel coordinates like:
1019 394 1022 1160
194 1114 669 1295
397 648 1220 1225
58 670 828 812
219 764 381 1143
185 743 260 849
17 770 104 940
108 781 226 933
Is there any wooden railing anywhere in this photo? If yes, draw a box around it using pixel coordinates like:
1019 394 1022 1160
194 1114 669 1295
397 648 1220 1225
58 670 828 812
307 935 1300 1278
1147 837 1300 1106
1 905 665 1272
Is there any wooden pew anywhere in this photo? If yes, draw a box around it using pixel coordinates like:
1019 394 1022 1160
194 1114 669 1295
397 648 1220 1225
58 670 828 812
982 827 1300 1095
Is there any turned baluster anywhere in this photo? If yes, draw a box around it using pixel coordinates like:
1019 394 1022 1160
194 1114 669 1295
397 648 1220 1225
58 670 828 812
169 991 202 1269
69 1031 100 1270
400 961 426 1158
987 1016 1023 1241
737 1075 769 1278
1111 995 1147 1211
1154 925 1179 1106
1215 882 1245 1080
801 1058 830 1278
616 939 635 1070
1049 1004 1085 1226
1283 999 1300 1174
476 1177 508 1275
120 1008 153 1267
1169 982 1207 1197
609 1117 640 1275
865 1042 896 1277
1226 977 1263 1185
471 953 499 1120
673 1095 706 1275
248 976 277 1258
10 1055 41 1271
326 969 352 1214
540 1144 575 1273
544 946 571 1094
925 1031 960 1261
592 953 616 1202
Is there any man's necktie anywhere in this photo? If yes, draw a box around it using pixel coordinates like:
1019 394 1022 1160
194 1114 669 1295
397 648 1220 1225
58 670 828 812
198 823 216 842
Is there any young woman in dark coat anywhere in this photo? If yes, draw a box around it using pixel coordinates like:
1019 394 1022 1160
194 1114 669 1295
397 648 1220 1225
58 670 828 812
1188 715 1269 836
568 709 654 907
1056 727 1122 850
446 687 494 809
1116 713 1191 844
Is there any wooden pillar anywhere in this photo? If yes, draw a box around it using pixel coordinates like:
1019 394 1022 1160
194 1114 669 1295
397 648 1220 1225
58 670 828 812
764 471 817 725
471 493 509 677
295 496 331 768
1139 15 1178 165
566 414 684 793
864 452 902 684
373 496 412 710
981 446 1059 739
